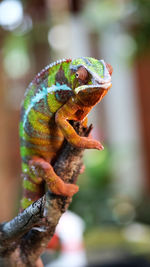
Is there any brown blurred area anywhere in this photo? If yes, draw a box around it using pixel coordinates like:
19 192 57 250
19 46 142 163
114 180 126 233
136 54 150 191
0 0 51 220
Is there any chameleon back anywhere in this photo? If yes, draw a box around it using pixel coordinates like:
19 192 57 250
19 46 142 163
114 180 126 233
20 60 73 166
20 60 74 208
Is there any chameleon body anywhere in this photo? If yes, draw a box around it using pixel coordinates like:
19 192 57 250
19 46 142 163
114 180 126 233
20 57 112 210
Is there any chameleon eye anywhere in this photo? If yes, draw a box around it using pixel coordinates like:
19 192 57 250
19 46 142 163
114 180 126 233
76 67 88 81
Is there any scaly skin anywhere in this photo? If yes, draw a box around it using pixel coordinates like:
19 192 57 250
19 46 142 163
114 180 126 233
20 57 113 209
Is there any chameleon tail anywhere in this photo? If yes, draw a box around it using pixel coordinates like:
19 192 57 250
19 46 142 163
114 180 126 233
21 174 45 210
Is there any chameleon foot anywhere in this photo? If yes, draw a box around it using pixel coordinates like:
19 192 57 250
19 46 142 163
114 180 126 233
29 157 79 197
76 137 104 150
51 178 79 197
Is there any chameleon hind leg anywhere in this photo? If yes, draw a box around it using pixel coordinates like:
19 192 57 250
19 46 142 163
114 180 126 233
21 174 45 210
29 156 79 197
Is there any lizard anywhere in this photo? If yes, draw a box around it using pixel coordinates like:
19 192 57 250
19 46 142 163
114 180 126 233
20 57 113 210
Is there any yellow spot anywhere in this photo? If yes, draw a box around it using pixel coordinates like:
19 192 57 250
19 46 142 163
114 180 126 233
47 93 62 113
21 197 33 209
20 146 35 157
22 162 30 173
23 179 38 192
48 64 60 86
22 162 40 182
28 109 50 134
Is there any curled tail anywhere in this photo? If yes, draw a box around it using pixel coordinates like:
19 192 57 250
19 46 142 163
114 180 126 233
21 173 45 210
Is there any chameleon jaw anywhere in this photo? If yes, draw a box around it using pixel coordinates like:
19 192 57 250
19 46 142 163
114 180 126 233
75 81 112 107
74 81 112 95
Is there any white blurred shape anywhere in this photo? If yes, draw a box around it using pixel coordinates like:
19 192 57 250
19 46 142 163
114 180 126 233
14 15 33 35
99 26 145 199
0 0 23 30
48 24 70 51
4 49 30 79
46 211 87 267
114 33 137 59
56 210 85 243
123 223 150 243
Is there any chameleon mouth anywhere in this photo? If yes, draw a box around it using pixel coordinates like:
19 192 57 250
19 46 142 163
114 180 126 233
75 81 112 94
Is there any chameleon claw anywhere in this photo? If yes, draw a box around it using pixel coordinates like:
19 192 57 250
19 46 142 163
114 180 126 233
51 180 79 197
86 139 104 150
80 165 85 174
62 183 79 197
97 142 104 150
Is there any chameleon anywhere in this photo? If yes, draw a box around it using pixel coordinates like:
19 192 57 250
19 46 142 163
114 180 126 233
20 57 113 210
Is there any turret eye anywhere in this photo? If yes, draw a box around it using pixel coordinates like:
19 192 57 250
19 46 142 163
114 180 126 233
75 67 88 81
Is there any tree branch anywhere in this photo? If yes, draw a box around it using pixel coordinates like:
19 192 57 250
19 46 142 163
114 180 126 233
0 122 92 266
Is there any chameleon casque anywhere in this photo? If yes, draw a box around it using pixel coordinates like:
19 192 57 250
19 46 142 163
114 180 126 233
20 57 113 210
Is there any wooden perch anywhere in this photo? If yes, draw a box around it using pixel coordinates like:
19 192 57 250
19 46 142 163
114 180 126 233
0 122 92 267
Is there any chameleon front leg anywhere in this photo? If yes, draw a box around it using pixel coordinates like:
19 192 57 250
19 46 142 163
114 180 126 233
29 157 79 197
55 99 104 150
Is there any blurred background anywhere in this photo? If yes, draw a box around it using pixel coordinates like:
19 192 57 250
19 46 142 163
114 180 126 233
0 0 150 266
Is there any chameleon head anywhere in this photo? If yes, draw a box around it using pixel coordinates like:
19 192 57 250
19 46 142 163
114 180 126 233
70 57 113 107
